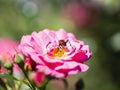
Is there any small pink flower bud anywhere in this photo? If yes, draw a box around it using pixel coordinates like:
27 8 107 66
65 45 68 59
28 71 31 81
0 66 7 74
32 71 45 84
24 58 36 71
13 64 24 79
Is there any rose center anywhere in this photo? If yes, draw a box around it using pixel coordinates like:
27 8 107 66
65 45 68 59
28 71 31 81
46 40 72 58
52 46 66 57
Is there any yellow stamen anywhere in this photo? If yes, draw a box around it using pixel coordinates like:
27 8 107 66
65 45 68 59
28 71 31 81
52 47 66 57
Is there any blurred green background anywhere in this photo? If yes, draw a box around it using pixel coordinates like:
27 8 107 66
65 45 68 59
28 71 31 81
0 0 120 90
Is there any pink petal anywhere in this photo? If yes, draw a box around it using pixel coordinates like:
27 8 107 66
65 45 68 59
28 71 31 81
72 51 88 62
56 29 68 40
67 33 77 41
55 61 89 72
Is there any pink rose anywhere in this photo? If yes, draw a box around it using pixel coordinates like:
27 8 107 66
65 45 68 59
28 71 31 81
0 38 18 64
18 29 92 78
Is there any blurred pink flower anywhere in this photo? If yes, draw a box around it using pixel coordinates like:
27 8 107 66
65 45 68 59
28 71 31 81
32 71 45 84
0 66 7 74
18 29 92 78
0 38 18 64
13 64 24 79
13 64 22 73
61 3 99 27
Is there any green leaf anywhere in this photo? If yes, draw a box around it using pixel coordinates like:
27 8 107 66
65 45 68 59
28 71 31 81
0 74 15 79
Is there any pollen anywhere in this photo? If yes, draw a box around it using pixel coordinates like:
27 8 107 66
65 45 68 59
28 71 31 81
52 46 66 57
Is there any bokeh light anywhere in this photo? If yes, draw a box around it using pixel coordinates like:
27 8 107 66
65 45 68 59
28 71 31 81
110 32 120 52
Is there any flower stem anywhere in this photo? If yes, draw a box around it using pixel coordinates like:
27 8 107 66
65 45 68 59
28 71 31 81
39 86 46 90
37 76 51 90
16 60 36 90
61 78 68 89
22 69 36 90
